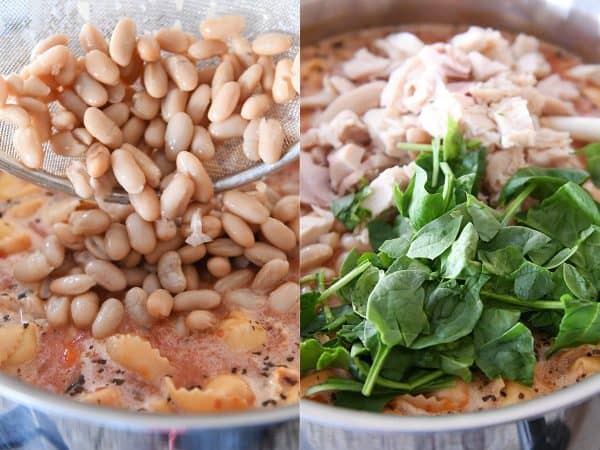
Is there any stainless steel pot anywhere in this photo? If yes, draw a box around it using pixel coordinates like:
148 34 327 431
0 1 299 449
300 1 600 449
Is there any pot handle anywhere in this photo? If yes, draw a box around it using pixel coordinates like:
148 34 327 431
517 417 571 450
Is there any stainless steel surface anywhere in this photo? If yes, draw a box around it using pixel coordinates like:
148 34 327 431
301 0 600 448
0 0 300 202
0 1 299 448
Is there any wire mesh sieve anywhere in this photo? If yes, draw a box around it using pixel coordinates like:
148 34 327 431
0 0 299 202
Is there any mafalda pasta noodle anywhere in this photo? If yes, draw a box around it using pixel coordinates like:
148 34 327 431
300 24 600 414
0 14 299 412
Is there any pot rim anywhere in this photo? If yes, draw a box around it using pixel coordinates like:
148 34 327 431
302 374 600 432
0 373 298 430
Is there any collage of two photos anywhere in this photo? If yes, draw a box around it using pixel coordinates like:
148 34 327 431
0 0 599 449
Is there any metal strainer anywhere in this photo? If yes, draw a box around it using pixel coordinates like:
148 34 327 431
0 0 299 203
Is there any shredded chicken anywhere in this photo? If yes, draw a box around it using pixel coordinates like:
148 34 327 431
361 164 414 217
302 23 593 209
185 210 212 247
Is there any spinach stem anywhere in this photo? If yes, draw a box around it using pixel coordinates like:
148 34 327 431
317 270 326 291
431 137 441 188
323 304 334 322
361 344 391 396
305 378 364 396
318 262 371 304
409 369 445 390
396 143 433 152
480 290 565 310
441 163 455 210
501 184 536 226
355 357 445 392
300 273 319 285
372 376 411 390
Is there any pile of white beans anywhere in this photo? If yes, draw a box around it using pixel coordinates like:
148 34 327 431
13 180 300 338
0 15 299 209
6 15 300 339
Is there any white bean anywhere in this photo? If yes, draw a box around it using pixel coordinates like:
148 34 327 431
50 274 96 295
85 49 120 86
92 298 124 338
157 251 186 294
268 282 299 313
83 107 123 148
199 16 245 40
125 212 157 254
144 61 168 98
209 116 249 144
173 290 221 311
146 288 174 318
165 111 194 160
124 287 156 327
175 151 214 202
258 118 284 164
207 81 240 123
160 172 195 219
84 259 127 291
46 295 71 327
13 127 43 169
13 251 54 283
223 190 269 224
71 292 100 328
104 223 131 261
110 148 145 194
165 55 198 92
242 118 260 161
109 18 137 67
252 32 293 56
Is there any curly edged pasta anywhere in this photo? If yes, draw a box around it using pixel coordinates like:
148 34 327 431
163 374 255 413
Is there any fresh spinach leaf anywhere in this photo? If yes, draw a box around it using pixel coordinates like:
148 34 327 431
578 143 600 187
387 255 432 275
411 278 483 349
450 147 487 196
334 391 397 412
499 167 589 204
442 222 479 279
331 186 372 230
407 212 463 260
527 310 563 335
479 247 525 277
466 194 501 242
562 263 597 300
380 237 411 259
338 248 361 303
300 291 320 337
367 219 395 251
366 270 429 347
551 296 600 353
523 182 600 247
413 338 475 381
512 261 554 300
408 165 446 230
443 116 462 162
474 308 536 385
481 226 551 255
351 266 382 317
300 338 351 374
300 339 323 373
